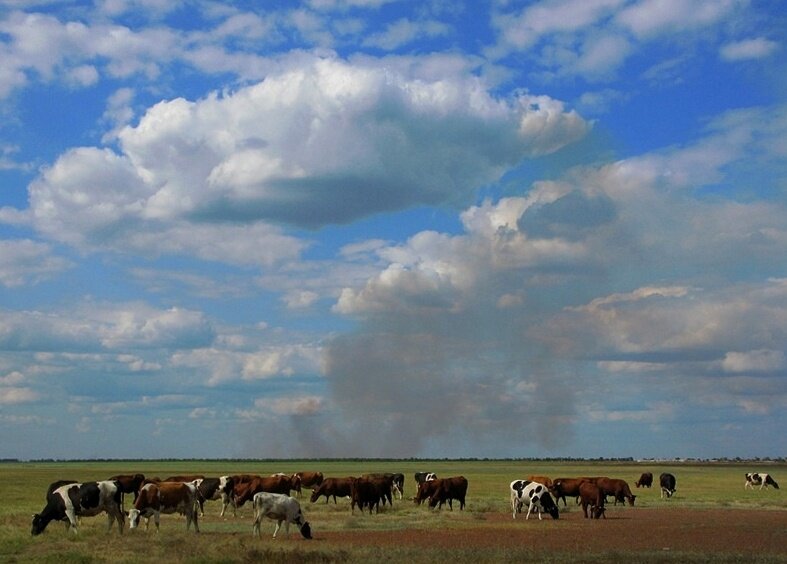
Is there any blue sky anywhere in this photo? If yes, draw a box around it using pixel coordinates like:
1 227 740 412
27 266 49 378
1 0 785 460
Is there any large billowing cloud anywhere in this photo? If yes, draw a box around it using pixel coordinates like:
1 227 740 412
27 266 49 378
26 55 588 261
313 104 787 457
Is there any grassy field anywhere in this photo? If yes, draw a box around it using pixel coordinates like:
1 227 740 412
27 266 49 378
1 460 785 563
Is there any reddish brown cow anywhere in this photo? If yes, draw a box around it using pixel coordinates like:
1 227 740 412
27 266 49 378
295 472 324 496
549 477 595 506
414 479 441 505
527 475 553 488
579 482 606 519
428 476 468 511
310 477 354 504
162 475 204 483
234 475 295 507
635 472 653 488
596 477 636 506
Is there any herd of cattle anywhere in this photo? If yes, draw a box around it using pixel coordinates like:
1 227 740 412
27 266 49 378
30 469 779 538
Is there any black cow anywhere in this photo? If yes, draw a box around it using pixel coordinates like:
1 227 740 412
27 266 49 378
660 473 677 498
32 481 124 535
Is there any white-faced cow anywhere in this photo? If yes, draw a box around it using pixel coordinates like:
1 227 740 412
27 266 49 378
510 480 559 520
745 472 780 490
660 473 677 498
127 481 200 532
252 492 312 539
32 481 124 535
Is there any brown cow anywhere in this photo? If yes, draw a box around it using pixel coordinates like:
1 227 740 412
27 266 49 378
108 473 145 509
428 476 468 511
635 472 653 488
596 477 636 506
414 479 441 505
234 475 295 507
350 477 385 514
527 475 553 488
295 471 324 492
128 481 199 532
310 477 354 504
579 482 606 519
549 477 595 506
162 475 205 483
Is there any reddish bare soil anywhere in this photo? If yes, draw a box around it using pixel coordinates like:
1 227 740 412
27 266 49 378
316 508 787 557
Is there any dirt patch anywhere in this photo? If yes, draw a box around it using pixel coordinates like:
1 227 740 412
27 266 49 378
315 508 787 556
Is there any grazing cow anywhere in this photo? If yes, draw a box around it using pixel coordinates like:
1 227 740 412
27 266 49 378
527 475 553 488
128 481 199 532
32 481 124 535
578 482 606 519
660 473 677 498
635 472 653 488
414 479 442 505
510 480 559 520
428 476 468 511
310 477 354 504
252 492 312 539
596 477 636 506
350 476 385 514
745 473 780 490
295 472 324 495
108 473 145 509
549 477 594 507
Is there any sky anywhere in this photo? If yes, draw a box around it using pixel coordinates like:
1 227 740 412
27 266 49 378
0 0 785 461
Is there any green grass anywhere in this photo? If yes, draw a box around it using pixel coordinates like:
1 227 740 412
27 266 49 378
1 460 785 562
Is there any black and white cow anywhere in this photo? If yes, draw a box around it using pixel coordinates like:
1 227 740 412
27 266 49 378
510 479 559 520
31 481 124 535
252 492 312 539
413 472 436 495
659 473 677 499
745 472 780 490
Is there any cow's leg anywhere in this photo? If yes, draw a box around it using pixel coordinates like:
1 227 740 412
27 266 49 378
272 520 282 538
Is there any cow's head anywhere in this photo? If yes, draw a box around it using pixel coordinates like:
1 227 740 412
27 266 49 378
309 488 321 503
592 505 606 519
543 494 560 519
299 520 312 539
30 514 47 536
127 509 141 529
626 494 636 506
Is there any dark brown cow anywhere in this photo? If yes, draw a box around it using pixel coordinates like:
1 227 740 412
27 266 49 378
596 477 636 506
549 477 595 506
108 473 145 509
635 472 653 488
271 473 302 495
234 475 295 507
428 476 468 511
414 479 441 505
310 477 354 504
579 482 606 519
350 477 385 514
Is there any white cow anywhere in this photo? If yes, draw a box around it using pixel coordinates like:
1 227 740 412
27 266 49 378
745 472 780 490
252 492 312 539
510 479 560 520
